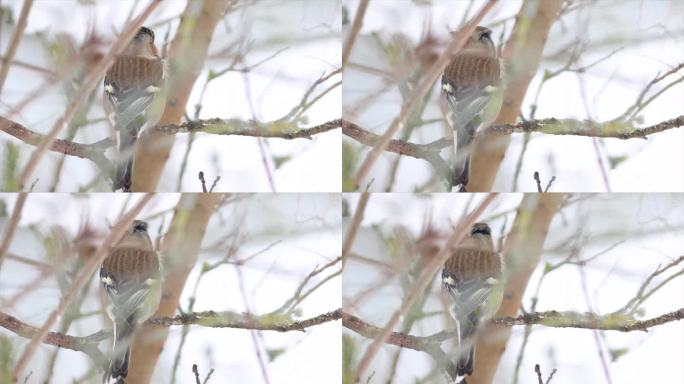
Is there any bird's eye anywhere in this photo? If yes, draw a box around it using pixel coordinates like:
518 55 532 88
479 31 492 41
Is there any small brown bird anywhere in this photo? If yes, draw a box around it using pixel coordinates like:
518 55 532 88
100 220 160 383
442 26 502 190
442 222 503 379
104 26 165 192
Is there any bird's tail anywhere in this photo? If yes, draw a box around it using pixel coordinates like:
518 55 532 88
104 314 135 384
456 345 475 377
451 121 476 190
113 122 140 192
454 315 478 378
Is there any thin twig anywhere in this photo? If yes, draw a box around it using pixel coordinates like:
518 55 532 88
0 193 28 272
199 171 208 192
192 364 201 384
342 0 369 67
0 0 34 93
342 193 370 268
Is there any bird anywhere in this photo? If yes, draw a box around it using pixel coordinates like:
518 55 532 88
100 220 161 384
441 26 502 191
442 222 503 380
104 26 165 192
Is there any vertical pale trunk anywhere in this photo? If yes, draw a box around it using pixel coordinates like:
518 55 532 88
131 0 227 192
126 193 221 383
467 0 564 192
467 193 565 384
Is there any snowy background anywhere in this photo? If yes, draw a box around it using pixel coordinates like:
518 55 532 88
0 193 342 383
0 0 341 192
342 0 684 192
343 193 684 384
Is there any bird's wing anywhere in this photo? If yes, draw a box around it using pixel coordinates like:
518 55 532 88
104 56 164 130
441 54 501 149
443 270 494 324
442 247 501 323
100 247 159 320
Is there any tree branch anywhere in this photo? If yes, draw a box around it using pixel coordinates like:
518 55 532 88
1 116 340 188
343 307 684 379
343 115 684 189
344 307 684 344
0 308 342 360
151 117 341 139
0 116 111 175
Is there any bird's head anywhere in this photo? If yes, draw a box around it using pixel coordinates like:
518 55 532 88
462 26 496 57
470 222 492 237
131 220 149 234
122 26 158 58
116 219 154 249
134 27 155 44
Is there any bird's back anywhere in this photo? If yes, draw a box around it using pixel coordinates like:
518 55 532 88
102 247 159 282
106 56 164 90
444 248 501 280
443 54 500 89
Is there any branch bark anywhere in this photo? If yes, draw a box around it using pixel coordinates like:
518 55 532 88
343 306 684 382
1 116 339 189
0 308 342 363
343 115 683 190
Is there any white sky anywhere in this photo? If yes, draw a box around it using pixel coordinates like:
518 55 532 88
343 193 684 384
343 0 684 192
0 193 342 383
0 0 341 192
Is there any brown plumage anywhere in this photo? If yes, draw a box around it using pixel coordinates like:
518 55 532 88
105 56 164 90
102 246 159 282
442 222 502 378
443 247 501 280
443 54 500 89
441 26 502 190
103 26 165 192
100 219 160 383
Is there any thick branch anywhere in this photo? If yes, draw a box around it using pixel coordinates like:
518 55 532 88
0 308 341 359
0 310 106 361
1 116 339 187
343 307 684 375
152 117 341 139
482 115 684 139
148 308 341 331
0 116 111 173
343 115 684 186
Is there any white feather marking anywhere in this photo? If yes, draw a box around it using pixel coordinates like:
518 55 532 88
486 277 498 285
484 85 497 93
443 275 456 285
101 275 114 286
145 85 160 93
442 83 453 93
104 84 115 94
